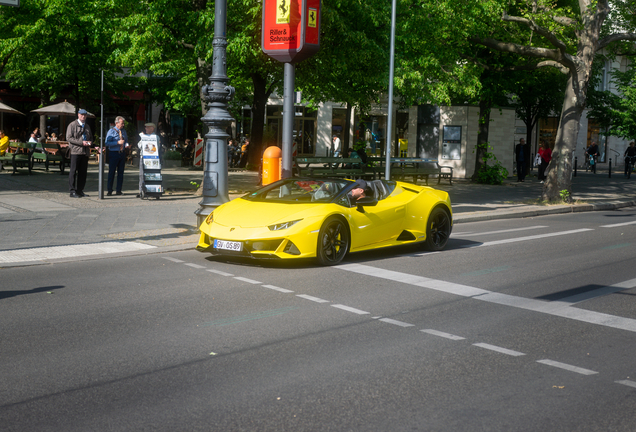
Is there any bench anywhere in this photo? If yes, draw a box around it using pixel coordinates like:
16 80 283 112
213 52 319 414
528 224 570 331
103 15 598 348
294 157 376 180
31 142 68 173
0 142 34 175
369 157 453 185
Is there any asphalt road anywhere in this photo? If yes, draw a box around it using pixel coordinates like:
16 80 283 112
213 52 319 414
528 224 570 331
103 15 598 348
1 208 636 431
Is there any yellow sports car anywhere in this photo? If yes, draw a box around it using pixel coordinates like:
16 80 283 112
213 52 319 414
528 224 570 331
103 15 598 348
197 178 452 265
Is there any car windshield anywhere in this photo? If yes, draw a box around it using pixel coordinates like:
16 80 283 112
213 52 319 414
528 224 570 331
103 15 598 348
244 179 352 203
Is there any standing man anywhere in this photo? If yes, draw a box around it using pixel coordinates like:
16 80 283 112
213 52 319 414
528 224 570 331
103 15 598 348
332 135 341 158
66 109 93 198
105 116 129 196
515 138 526 182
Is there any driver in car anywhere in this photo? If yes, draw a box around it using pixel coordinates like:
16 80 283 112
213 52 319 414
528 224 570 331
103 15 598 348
347 180 373 205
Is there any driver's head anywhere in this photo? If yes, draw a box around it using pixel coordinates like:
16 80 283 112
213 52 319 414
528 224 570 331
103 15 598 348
350 187 366 200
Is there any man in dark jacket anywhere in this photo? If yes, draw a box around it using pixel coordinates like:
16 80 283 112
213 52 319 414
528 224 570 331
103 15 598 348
515 138 526 182
66 109 93 198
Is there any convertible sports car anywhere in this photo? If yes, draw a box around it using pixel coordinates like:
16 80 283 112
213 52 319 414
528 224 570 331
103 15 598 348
197 178 452 265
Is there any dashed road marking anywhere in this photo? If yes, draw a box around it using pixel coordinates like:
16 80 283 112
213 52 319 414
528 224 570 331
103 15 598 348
378 318 414 327
185 263 206 269
234 277 262 284
473 343 525 357
207 269 234 277
162 257 184 263
536 359 598 375
262 284 294 293
331 304 370 315
297 294 329 303
420 329 465 340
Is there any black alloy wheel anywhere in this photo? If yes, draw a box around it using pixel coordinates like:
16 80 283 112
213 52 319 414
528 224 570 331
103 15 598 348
424 207 451 251
317 216 350 266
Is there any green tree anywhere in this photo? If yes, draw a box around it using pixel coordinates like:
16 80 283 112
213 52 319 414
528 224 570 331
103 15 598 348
469 0 636 202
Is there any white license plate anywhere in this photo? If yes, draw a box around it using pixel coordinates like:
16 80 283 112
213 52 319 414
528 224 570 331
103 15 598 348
214 239 243 251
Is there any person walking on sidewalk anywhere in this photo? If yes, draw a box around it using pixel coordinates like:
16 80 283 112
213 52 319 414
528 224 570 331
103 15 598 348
515 138 527 182
66 109 94 198
538 140 552 183
105 116 129 196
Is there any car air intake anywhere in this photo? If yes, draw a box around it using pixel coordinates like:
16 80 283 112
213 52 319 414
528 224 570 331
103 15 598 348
396 230 416 241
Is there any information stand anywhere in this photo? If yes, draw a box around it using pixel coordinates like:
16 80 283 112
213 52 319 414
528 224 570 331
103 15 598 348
138 133 163 200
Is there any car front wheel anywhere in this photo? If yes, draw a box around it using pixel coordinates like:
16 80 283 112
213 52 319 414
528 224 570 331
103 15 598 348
425 207 451 251
316 216 350 266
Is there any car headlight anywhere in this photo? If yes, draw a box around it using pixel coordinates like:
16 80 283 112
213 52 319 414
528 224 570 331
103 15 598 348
205 212 214 225
268 219 302 231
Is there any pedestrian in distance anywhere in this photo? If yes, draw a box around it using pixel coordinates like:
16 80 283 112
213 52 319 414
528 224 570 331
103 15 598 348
538 140 552 183
105 116 129 196
66 109 94 198
515 138 527 182
624 141 636 177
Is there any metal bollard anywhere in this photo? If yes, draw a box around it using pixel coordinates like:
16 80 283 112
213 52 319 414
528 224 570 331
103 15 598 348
609 158 612 178
574 157 577 177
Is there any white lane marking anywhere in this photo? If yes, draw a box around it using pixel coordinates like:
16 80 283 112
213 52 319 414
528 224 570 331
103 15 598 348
0 242 157 264
336 264 636 333
462 228 594 248
473 343 525 357
378 318 414 327
421 329 465 340
601 221 636 228
206 269 234 277
234 277 262 284
454 226 548 237
554 277 636 305
162 257 184 263
185 263 206 269
297 294 330 303
615 380 636 388
262 284 294 293
536 359 598 375
331 304 370 314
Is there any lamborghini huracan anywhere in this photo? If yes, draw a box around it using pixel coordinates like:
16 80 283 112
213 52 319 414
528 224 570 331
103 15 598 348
196 178 452 265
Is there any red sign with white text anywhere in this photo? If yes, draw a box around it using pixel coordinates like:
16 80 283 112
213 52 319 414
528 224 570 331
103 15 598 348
262 0 320 63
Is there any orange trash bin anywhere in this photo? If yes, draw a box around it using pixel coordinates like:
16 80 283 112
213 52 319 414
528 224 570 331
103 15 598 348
262 146 282 185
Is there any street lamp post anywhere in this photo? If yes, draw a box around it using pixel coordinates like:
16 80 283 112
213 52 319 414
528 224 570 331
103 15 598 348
194 0 235 227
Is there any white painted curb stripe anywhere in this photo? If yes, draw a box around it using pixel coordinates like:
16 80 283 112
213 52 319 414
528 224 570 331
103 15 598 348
0 241 157 264
331 304 370 314
473 343 525 357
420 329 465 340
297 294 329 303
234 277 262 284
262 284 294 293
537 359 598 375
378 318 414 327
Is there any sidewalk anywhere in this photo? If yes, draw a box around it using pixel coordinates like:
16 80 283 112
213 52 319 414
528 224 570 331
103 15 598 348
0 162 634 266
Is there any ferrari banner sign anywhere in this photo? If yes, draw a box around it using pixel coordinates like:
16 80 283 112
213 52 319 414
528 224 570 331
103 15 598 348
262 0 321 63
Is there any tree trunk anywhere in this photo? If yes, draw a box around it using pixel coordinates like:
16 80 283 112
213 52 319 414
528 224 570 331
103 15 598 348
196 57 212 117
343 103 352 155
472 98 492 181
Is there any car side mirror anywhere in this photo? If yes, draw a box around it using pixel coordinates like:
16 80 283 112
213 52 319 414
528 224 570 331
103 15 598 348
356 197 378 212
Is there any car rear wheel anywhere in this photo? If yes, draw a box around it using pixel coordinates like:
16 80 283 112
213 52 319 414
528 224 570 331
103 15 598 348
424 207 451 251
317 217 350 266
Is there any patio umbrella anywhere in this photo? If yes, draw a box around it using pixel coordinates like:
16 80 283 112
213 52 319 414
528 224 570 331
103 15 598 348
31 100 95 117
0 101 25 115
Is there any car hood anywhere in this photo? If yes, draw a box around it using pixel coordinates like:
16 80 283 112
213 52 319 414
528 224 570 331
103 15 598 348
213 198 320 228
